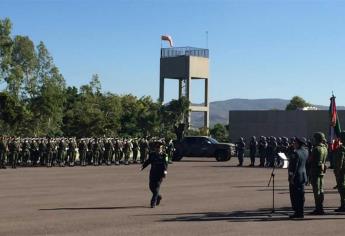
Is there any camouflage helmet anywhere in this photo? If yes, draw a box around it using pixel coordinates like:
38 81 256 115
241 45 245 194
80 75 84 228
295 137 307 146
313 132 326 143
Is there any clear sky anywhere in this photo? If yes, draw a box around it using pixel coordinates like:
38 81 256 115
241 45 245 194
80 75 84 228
1 0 345 106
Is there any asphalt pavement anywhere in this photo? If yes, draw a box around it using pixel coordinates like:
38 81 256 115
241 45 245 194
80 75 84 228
0 157 344 236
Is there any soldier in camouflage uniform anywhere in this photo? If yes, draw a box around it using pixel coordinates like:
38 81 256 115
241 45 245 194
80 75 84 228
38 139 46 166
46 138 54 167
140 138 149 164
123 139 132 165
309 132 328 215
114 139 121 165
0 137 7 169
9 138 20 169
333 131 345 212
93 139 101 166
67 139 77 166
249 136 257 167
21 140 31 167
258 136 267 167
78 139 88 166
57 139 66 167
30 139 39 166
104 139 113 165
236 137 245 167
132 138 139 164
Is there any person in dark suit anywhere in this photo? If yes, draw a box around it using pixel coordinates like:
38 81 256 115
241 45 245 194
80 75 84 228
288 137 308 219
142 141 168 208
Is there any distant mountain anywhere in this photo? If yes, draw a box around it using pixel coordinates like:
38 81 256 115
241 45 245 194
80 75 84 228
191 98 345 127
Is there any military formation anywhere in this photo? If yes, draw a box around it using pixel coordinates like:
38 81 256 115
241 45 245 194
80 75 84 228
236 132 345 218
235 136 304 167
0 137 175 169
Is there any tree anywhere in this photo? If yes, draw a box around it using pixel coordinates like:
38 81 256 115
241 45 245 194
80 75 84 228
210 123 228 142
286 96 311 110
9 35 38 98
0 18 13 83
161 97 190 140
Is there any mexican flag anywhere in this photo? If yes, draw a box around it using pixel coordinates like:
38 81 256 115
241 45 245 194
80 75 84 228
329 95 341 150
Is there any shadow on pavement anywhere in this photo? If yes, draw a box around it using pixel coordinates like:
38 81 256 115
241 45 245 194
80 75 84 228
39 205 147 211
156 207 345 222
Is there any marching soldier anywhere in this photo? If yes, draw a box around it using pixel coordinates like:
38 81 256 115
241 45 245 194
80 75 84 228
309 132 328 215
141 141 168 208
333 131 345 212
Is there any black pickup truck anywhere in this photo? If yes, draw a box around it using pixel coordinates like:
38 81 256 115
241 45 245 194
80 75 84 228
173 136 235 162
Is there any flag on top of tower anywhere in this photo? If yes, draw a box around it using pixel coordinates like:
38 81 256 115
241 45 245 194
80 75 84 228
161 35 173 47
329 93 341 151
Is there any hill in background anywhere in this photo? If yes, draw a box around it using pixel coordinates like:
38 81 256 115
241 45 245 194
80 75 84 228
191 98 345 127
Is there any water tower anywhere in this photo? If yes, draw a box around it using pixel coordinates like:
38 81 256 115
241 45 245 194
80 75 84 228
159 47 209 129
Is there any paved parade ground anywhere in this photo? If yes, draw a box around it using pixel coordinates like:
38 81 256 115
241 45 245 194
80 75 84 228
1 158 344 236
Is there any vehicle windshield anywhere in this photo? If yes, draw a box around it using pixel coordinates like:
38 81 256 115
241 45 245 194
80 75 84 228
209 137 219 144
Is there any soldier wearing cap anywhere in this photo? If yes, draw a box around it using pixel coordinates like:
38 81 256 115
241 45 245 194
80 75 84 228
142 140 168 208
333 131 345 212
288 137 308 219
309 132 328 215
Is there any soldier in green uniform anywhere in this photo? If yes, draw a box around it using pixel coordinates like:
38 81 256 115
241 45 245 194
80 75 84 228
46 138 54 167
104 139 113 165
21 140 31 167
132 138 139 164
0 137 7 169
30 139 39 166
57 139 66 167
68 139 77 166
38 139 46 166
113 139 120 165
333 131 345 212
9 137 20 169
309 132 328 215
93 139 101 166
140 138 149 164
123 139 132 165
78 139 88 166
